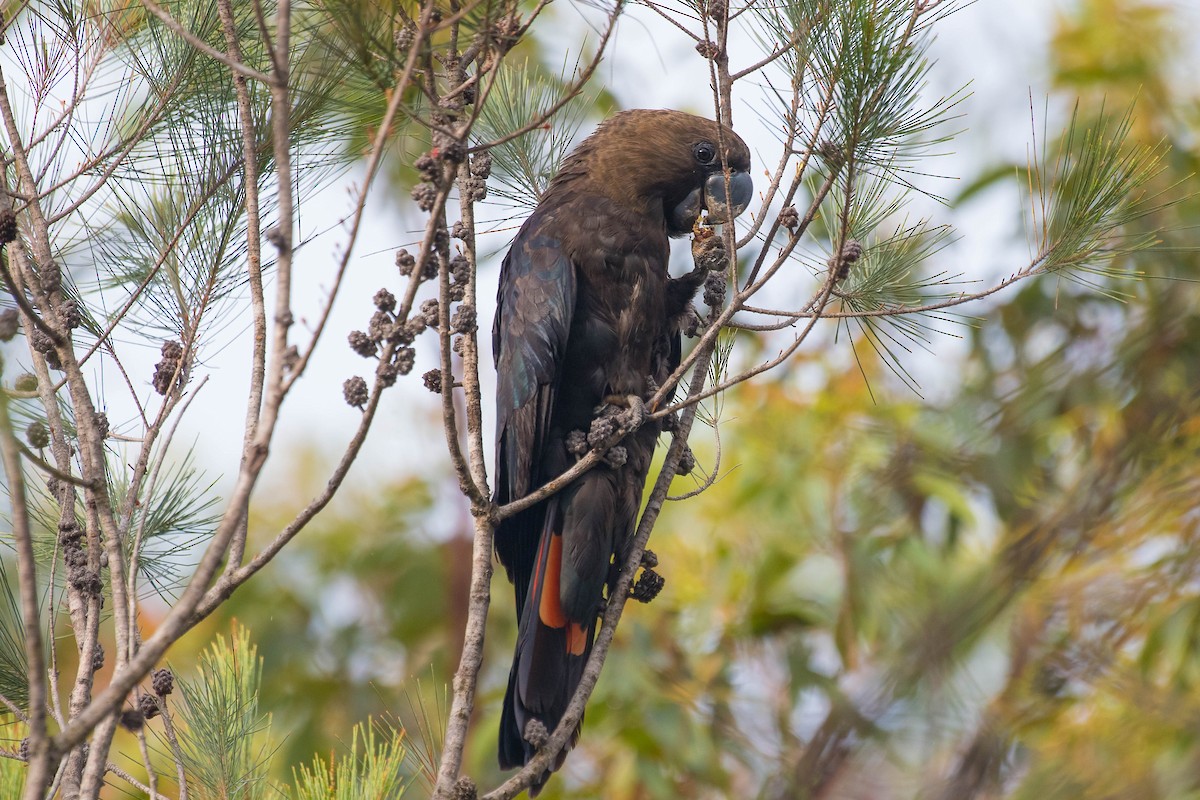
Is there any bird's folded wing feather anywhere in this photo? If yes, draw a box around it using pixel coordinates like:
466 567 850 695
493 219 577 602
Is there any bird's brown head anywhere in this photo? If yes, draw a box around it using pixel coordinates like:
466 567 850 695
548 109 754 236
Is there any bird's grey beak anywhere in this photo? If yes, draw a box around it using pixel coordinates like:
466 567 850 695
668 170 754 234
702 170 753 225
669 186 704 233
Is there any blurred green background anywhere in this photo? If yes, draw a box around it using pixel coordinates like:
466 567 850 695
192 1 1200 797
9 0 1198 797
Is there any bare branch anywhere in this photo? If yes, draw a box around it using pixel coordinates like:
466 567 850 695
217 0 266 572
0 390 53 797
158 698 190 800
16 442 97 488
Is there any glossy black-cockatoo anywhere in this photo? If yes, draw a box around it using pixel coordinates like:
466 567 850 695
492 109 753 791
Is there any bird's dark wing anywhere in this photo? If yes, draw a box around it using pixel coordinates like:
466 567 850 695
498 226 670 790
493 215 577 614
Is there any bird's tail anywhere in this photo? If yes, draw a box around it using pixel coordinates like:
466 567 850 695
498 511 596 796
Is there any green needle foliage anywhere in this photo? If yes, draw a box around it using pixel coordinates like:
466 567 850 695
835 217 958 391
836 218 956 313
474 58 609 213
291 719 411 800
0 756 23 797
53 0 397 343
156 623 422 799
0 560 29 708
170 625 274 800
114 449 221 599
810 0 968 182
1033 103 1171 279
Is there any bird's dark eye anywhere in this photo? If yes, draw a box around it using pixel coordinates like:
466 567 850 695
693 142 716 165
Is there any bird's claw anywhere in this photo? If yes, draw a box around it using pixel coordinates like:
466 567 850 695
620 395 646 430
681 305 704 338
597 394 647 431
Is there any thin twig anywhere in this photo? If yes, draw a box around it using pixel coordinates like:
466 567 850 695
16 442 96 487
666 419 725 501
127 377 210 656
214 0 266 573
157 698 190 800
195 347 399 616
639 0 702 41
279 3 433 394
0 251 61 342
0 692 28 721
138 0 271 82
435 175 488 507
469 0 623 154
45 534 65 730
135 727 161 799
0 390 52 797
731 35 801 81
